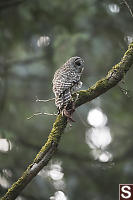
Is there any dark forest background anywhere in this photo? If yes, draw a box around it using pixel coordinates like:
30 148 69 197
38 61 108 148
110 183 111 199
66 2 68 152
0 0 133 200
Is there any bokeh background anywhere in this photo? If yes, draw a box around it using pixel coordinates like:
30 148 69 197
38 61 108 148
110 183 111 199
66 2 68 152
0 0 133 200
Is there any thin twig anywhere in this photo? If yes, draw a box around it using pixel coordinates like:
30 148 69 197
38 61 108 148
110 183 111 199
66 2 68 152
35 96 55 103
27 112 57 120
123 0 133 17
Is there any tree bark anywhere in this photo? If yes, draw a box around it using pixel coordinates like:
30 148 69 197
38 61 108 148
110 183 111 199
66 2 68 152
1 42 133 200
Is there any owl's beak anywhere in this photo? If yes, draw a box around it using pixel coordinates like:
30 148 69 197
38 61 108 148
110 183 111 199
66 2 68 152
81 59 84 65
79 58 84 66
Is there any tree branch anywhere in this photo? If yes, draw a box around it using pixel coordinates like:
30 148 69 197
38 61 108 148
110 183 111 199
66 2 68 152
1 42 133 200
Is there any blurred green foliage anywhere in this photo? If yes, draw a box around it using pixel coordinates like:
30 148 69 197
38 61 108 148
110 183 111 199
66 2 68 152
0 0 133 200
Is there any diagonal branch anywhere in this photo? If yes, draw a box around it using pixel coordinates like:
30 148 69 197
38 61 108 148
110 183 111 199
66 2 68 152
1 42 133 200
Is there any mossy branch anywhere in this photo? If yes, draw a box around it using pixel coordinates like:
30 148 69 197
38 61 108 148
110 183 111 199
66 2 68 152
1 42 133 200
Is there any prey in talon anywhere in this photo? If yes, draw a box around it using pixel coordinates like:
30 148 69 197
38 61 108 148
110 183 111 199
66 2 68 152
52 56 84 122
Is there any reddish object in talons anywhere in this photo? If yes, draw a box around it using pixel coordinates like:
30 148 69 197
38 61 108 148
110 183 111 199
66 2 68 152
62 101 76 122
63 108 75 122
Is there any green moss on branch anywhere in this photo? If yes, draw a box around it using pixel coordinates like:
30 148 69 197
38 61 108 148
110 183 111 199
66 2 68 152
1 114 67 200
34 114 67 163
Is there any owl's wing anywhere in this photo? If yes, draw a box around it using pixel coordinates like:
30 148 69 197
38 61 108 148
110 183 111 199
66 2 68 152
53 68 79 97
53 78 72 97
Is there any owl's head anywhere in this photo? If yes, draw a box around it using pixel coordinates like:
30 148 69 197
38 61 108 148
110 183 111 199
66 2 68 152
67 56 84 73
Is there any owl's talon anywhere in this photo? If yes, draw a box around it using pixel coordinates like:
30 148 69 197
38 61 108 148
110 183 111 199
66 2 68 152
62 108 75 122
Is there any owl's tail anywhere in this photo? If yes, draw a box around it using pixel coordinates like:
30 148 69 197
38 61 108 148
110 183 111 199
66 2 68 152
55 89 71 111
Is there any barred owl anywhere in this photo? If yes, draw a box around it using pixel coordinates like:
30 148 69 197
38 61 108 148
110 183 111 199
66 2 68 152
52 56 84 121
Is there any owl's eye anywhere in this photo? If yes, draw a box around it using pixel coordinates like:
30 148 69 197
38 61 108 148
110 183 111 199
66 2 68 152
75 59 81 66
